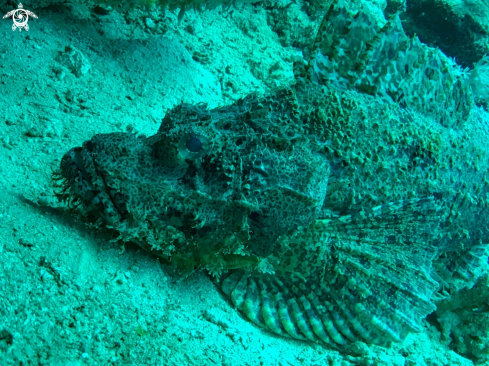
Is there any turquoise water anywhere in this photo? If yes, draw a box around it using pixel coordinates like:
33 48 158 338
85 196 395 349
0 0 488 365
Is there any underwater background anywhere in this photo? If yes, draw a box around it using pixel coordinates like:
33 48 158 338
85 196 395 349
1 0 489 365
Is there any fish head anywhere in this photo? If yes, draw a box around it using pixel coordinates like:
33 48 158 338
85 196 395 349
56 98 330 274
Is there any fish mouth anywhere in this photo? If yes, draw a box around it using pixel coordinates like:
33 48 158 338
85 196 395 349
56 143 127 224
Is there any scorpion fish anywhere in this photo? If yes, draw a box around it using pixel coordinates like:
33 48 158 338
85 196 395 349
54 0 489 349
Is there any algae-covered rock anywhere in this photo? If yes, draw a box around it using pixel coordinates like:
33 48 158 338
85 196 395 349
435 275 489 364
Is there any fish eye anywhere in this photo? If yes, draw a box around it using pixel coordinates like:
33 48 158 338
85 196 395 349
178 132 209 160
185 136 202 152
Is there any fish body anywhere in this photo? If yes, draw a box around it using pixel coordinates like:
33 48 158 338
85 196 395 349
56 1 489 349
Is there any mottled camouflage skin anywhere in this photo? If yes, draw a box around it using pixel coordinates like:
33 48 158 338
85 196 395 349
55 1 489 350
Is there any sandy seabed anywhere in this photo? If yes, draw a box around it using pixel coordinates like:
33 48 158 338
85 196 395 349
0 1 478 365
